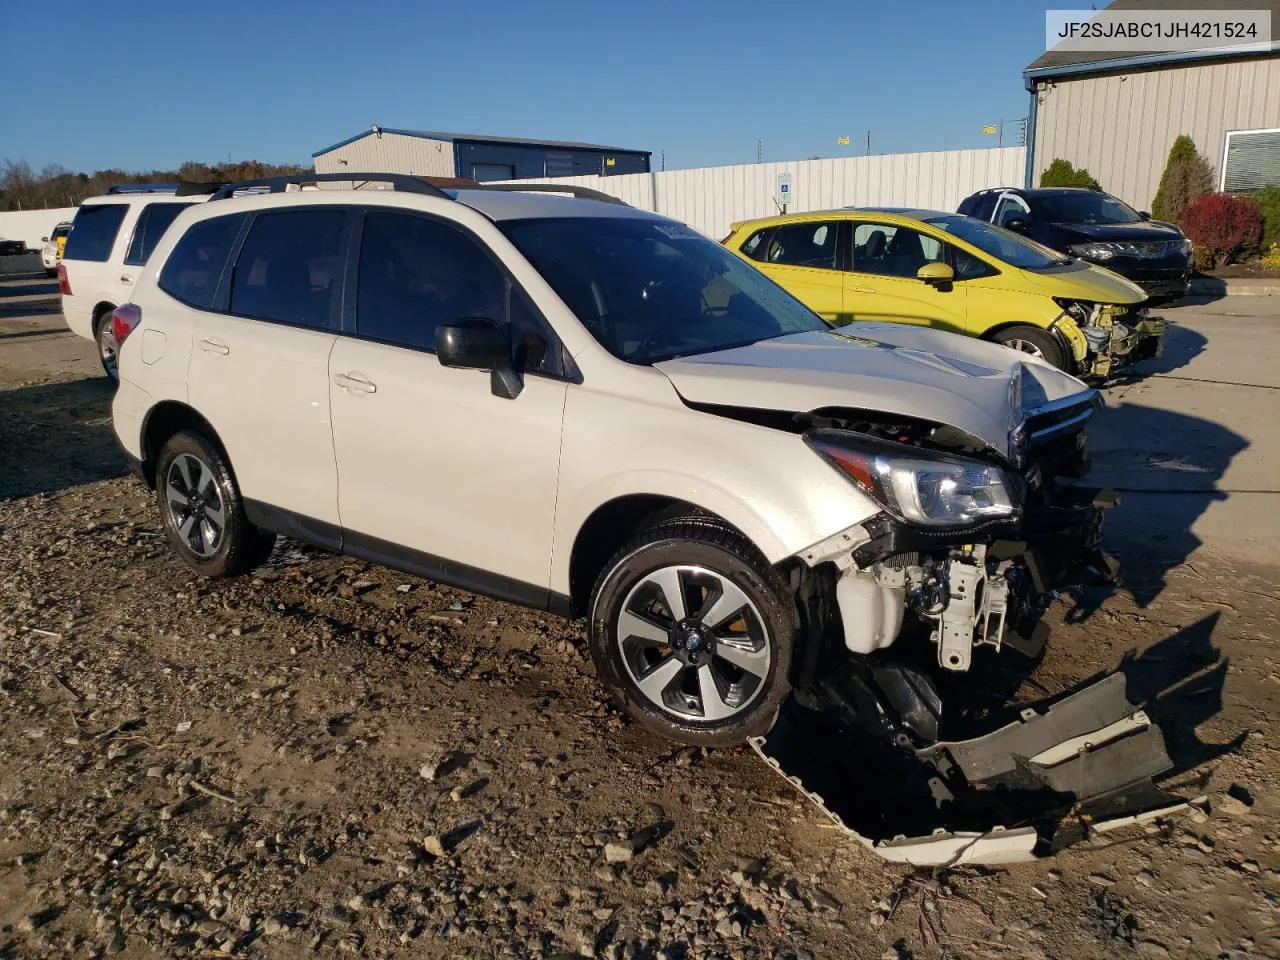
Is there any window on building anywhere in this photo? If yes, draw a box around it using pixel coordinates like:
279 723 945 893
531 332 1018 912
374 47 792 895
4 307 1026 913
1222 128 1280 192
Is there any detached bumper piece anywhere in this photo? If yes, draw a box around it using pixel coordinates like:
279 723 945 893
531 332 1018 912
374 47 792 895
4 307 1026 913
749 672 1187 865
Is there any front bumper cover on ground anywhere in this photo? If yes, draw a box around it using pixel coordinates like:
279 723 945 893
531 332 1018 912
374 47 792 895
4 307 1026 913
750 672 1187 865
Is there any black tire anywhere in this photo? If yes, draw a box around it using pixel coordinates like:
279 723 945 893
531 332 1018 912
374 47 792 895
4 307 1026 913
93 307 119 385
154 430 276 577
987 325 1069 372
588 520 794 747
45 267 57 278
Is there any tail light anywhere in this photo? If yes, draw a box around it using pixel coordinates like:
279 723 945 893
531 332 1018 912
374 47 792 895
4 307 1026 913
56 263 72 295
111 304 142 347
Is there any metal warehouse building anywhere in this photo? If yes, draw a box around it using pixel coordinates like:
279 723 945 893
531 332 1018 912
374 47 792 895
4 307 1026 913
312 127 651 182
1023 0 1280 208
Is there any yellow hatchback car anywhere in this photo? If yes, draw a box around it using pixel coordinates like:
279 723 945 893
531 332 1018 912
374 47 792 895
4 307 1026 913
722 208 1164 379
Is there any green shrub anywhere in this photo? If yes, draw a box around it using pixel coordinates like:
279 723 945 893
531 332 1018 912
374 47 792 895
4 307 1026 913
1151 135 1214 223
1256 185 1280 254
1039 158 1101 190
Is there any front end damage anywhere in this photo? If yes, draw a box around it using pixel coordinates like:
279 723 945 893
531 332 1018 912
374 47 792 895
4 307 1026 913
751 671 1187 865
766 392 1188 864
1055 300 1165 380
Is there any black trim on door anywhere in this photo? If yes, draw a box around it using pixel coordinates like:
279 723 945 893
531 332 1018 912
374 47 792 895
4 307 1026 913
242 498 572 615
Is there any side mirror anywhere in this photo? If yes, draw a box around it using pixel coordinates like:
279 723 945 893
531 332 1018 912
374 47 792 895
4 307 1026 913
435 317 522 399
1138 210 1151 220
1004 217 1029 234
917 262 955 287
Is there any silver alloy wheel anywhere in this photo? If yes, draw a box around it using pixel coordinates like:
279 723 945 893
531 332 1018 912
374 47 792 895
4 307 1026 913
98 320 119 381
615 564 771 723
165 453 226 559
1003 338 1044 358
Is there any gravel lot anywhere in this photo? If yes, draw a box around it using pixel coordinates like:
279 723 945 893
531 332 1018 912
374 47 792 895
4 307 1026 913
2 276 1278 960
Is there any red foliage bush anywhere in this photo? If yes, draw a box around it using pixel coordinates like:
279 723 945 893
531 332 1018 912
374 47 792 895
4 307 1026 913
1179 193 1263 268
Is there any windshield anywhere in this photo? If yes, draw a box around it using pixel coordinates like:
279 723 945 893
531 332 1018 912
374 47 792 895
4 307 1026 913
1029 192 1142 225
925 214 1070 269
500 216 828 363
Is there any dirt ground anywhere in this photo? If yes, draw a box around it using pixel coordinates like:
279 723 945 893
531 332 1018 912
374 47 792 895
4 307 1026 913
1 276 1278 960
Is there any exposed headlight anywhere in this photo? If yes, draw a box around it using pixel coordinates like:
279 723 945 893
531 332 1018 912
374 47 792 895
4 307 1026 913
1176 238 1193 255
806 430 1020 527
1069 242 1118 261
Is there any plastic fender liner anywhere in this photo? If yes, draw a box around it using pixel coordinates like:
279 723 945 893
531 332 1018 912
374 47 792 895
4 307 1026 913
748 671 1187 866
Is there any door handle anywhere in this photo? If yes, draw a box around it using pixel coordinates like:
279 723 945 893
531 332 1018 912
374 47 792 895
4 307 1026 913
120 275 134 285
199 338 229 355
850 285 876 294
334 372 377 395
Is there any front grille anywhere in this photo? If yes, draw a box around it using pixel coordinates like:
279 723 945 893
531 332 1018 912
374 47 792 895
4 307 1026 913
1110 240 1180 258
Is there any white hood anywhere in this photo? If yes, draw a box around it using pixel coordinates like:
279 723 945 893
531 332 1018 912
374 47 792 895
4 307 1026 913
655 324 1096 460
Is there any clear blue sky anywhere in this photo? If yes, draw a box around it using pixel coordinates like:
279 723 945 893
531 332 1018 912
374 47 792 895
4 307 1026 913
1 0 1043 175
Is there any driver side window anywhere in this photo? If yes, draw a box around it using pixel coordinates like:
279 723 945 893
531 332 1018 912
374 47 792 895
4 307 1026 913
994 196 1028 228
851 223 945 278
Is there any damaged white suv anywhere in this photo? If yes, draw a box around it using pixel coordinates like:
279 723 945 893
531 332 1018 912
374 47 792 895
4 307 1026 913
112 175 1109 750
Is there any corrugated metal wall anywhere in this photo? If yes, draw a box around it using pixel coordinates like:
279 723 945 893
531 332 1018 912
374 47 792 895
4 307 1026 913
494 146 1025 238
314 132 456 178
1033 56 1280 209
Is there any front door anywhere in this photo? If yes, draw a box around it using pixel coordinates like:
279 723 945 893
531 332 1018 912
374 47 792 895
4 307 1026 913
843 221 969 333
328 208 566 599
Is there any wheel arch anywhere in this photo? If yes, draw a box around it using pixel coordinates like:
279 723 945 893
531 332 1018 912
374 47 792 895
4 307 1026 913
566 494 765 619
91 301 117 331
138 401 230 488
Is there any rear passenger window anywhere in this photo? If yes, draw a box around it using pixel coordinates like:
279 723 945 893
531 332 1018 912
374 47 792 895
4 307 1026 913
739 228 772 261
230 209 348 330
762 221 839 269
158 213 246 310
63 204 128 262
356 210 505 351
124 202 196 266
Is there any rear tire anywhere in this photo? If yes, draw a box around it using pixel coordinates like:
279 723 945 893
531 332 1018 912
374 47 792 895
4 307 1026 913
588 520 793 747
94 308 120 385
988 325 1068 372
155 430 276 578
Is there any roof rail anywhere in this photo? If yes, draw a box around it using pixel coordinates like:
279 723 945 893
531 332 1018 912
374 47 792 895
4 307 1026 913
206 172 451 202
107 183 182 195
173 181 224 197
461 182 630 206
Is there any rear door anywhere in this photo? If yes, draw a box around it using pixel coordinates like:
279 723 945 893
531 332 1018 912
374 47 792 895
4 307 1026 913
842 221 969 333
185 207 348 536
328 208 567 596
738 220 845 323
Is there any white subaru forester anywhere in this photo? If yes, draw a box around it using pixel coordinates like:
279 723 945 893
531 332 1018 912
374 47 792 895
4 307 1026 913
111 174 1109 749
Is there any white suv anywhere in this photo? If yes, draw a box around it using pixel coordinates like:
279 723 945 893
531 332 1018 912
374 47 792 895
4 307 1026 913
111 174 1108 748
59 184 211 382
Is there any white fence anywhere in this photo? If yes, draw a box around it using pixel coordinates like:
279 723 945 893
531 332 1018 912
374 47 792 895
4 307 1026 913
497 146 1026 238
0 208 78 250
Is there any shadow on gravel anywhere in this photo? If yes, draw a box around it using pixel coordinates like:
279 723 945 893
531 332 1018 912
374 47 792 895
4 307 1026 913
1068 400 1248 621
0 377 125 500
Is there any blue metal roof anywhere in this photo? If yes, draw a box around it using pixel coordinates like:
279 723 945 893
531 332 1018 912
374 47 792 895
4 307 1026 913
313 127 651 159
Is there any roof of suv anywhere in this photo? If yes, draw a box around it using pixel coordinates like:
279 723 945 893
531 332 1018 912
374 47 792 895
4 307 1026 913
446 188 658 222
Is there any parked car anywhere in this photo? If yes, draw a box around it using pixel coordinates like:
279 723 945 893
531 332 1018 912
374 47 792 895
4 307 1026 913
41 221 72 276
722 208 1164 380
958 187 1194 300
0 237 25 256
59 184 213 382
110 174 1111 751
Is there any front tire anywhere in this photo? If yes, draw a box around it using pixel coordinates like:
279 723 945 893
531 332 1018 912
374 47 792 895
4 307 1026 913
155 430 276 577
588 521 793 747
988 325 1068 372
